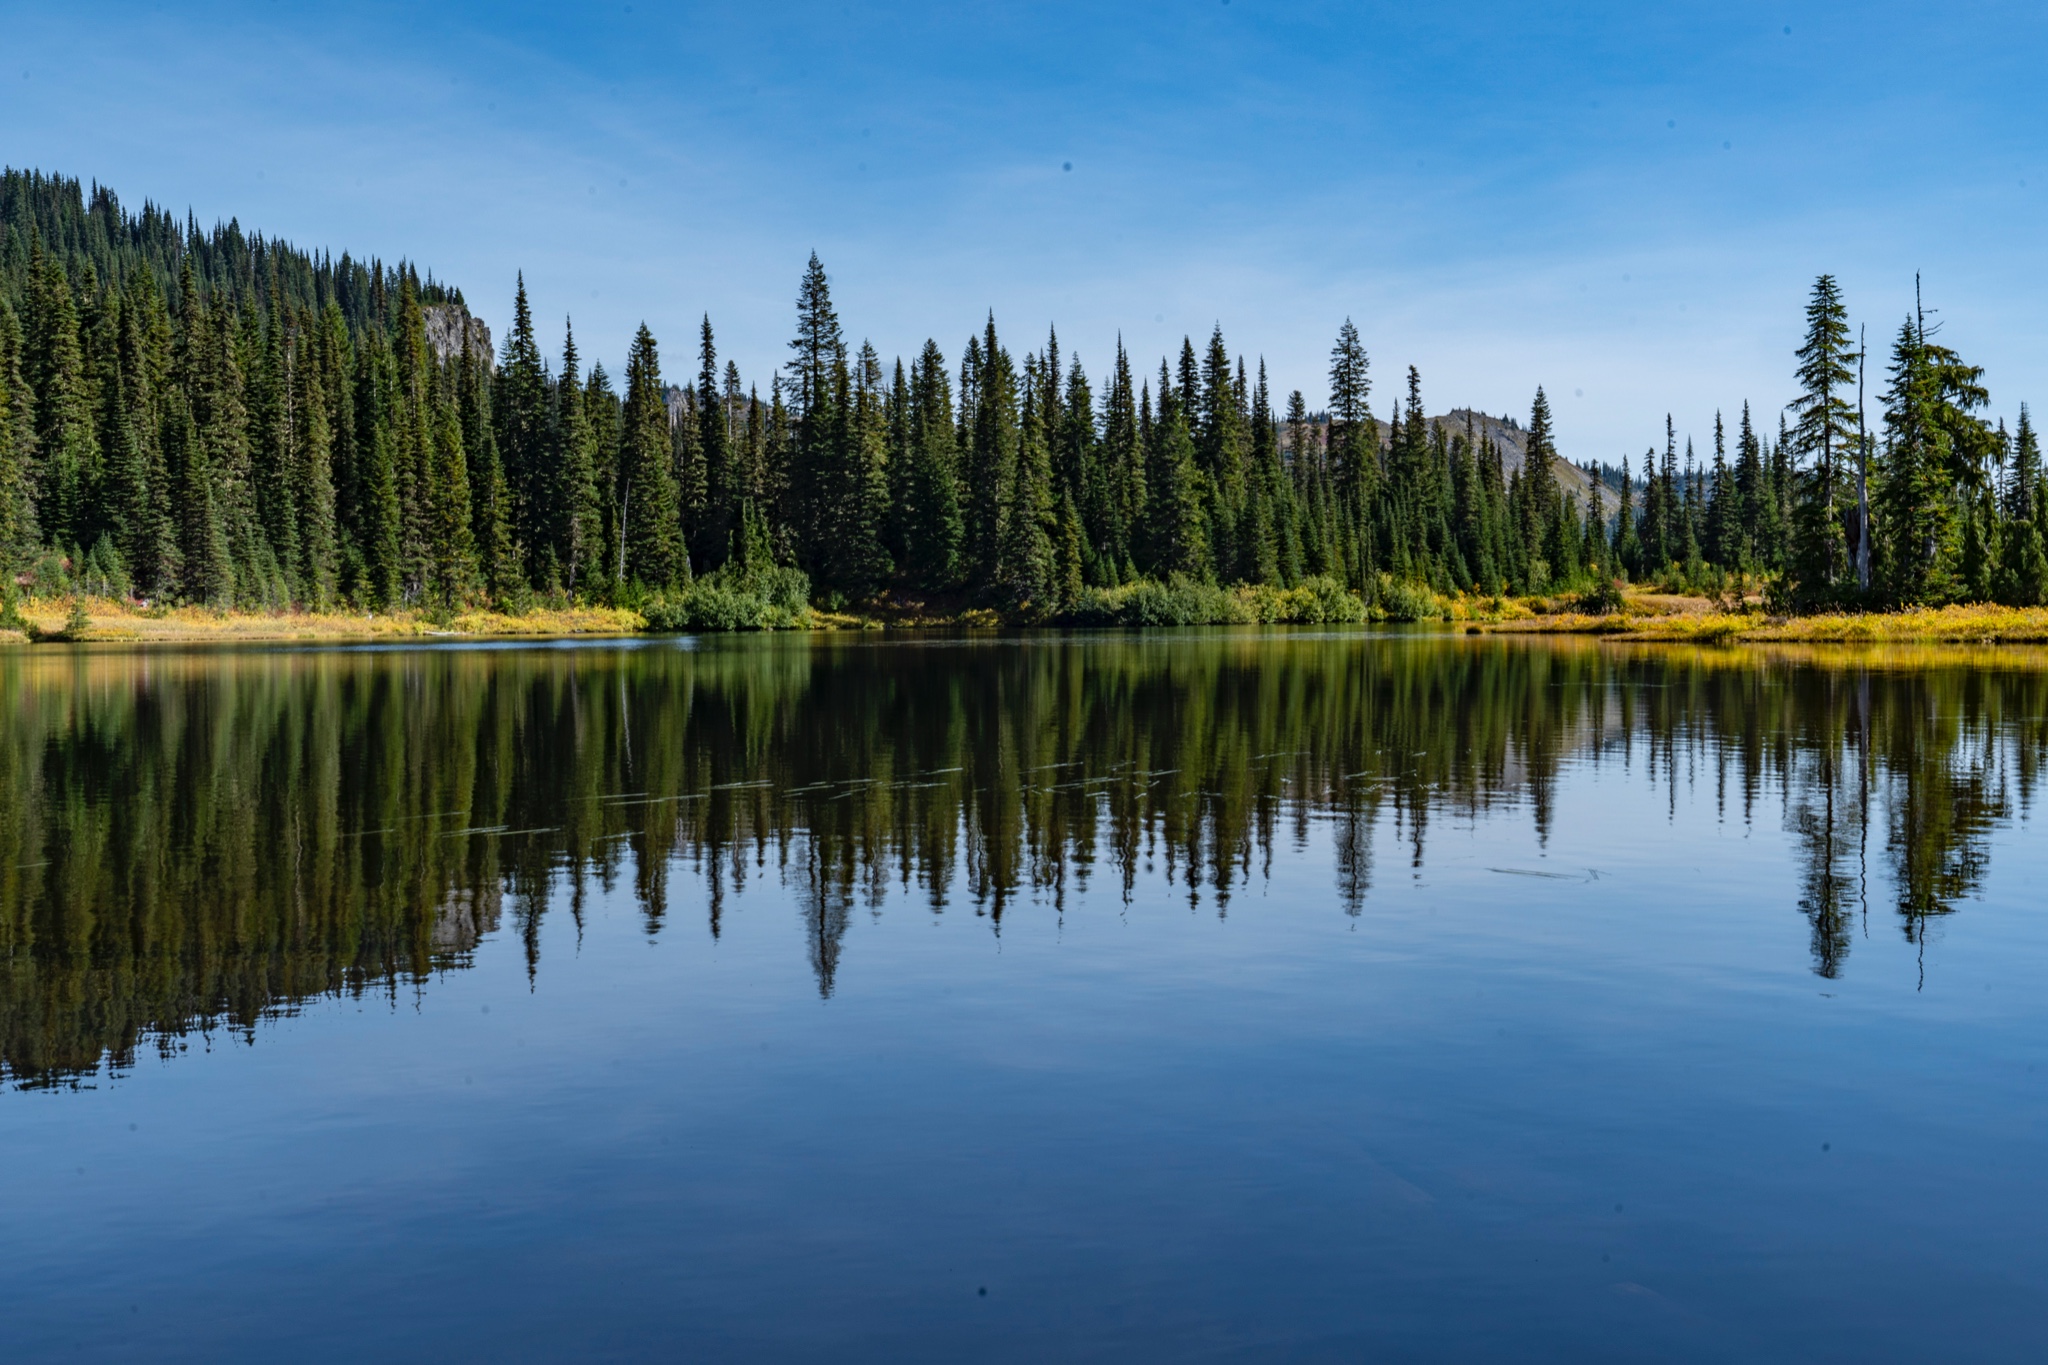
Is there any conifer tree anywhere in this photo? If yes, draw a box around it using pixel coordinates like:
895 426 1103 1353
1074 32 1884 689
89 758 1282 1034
1098 339 1143 579
1704 412 1734 569
1327 319 1375 503
294 310 339 606
1147 363 1209 580
593 362 622 581
697 315 733 567
1059 354 1100 580
620 324 681 588
429 387 477 604
1874 287 1995 605
460 346 517 605
996 355 1056 608
1732 402 1765 569
1875 314 1951 602
1452 415 1490 590
1678 438 1702 573
883 358 914 570
834 340 894 592
670 381 706 574
1248 361 1284 585
1768 415 1796 572
585 362 623 587
966 319 1017 589
354 333 403 606
1787 274 1859 603
905 340 963 590
394 276 437 599
102 279 176 595
251 290 303 597
787 254 846 574
496 274 551 573
1521 388 1561 586
1640 422 1672 571
212 296 270 603
311 303 353 598
0 304 37 571
170 393 230 605
553 322 603 593
28 249 97 549
1199 327 1248 565
1055 488 1085 610
1996 406 2048 604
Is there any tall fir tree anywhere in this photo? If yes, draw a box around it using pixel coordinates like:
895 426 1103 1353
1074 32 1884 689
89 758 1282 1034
1147 362 1209 580
1786 274 1859 603
966 319 1017 590
697 315 734 568
0 302 34 570
496 273 551 576
1996 405 2048 604
28 247 98 550
996 356 1056 608
553 322 603 593
620 324 681 588
905 340 963 590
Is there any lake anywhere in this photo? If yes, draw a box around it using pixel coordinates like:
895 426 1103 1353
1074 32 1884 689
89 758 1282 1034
2 630 2045 1362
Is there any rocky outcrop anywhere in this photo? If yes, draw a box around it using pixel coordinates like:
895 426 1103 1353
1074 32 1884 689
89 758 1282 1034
1433 409 1619 516
422 303 494 367
1290 408 1619 516
663 384 690 428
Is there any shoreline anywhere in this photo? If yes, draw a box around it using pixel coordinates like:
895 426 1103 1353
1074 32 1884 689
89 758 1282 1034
12 596 2048 648
1477 602 2048 645
0 600 646 645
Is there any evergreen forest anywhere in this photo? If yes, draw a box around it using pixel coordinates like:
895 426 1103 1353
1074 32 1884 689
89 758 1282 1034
1 169 2038 624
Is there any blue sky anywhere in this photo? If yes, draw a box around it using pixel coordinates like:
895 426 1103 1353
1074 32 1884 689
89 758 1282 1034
4 0 2044 461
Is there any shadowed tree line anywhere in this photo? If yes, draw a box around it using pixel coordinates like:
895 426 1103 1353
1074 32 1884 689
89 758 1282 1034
3 635 2044 1084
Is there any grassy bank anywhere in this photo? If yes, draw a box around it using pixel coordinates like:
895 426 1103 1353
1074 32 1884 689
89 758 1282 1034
1483 599 2048 644
0 597 644 644
14 585 2048 649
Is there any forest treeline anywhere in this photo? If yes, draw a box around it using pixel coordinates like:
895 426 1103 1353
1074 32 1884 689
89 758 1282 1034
0 170 2039 620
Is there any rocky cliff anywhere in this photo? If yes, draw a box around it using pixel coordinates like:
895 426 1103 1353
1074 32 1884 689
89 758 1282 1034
423 302 494 367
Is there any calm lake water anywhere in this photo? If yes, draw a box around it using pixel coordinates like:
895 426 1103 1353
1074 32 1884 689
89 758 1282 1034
3 630 2046 1362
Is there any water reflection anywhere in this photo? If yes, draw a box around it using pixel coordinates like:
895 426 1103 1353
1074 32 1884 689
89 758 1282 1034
3 633 2044 1085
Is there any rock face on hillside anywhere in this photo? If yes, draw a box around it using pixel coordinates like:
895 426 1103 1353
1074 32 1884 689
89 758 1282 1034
1431 409 1619 516
1297 409 1620 517
423 303 494 367
663 384 690 427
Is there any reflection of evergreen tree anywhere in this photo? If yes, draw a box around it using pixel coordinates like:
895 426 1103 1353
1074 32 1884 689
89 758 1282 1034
5 638 2047 1083
1787 740 1867 980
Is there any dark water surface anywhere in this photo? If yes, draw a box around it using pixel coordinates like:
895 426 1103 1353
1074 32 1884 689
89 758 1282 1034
4 630 2047 1362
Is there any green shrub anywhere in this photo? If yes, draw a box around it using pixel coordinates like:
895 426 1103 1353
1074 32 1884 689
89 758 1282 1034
1372 574 1443 622
28 551 70 597
642 563 812 632
1286 575 1369 624
1063 574 1368 627
1067 576 1248 626
0 581 26 634
1573 578 1628 616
